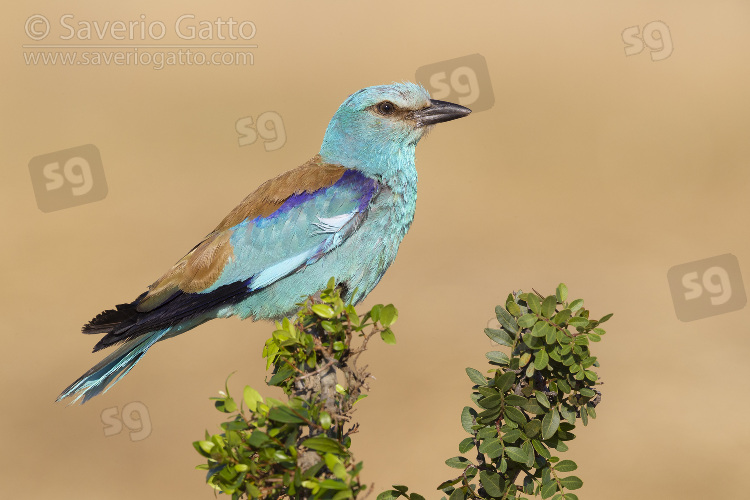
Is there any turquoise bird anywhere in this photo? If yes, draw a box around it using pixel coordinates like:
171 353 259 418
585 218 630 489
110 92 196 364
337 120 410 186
57 82 471 404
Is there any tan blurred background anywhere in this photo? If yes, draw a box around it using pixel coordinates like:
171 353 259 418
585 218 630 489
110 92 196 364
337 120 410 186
3 1 750 498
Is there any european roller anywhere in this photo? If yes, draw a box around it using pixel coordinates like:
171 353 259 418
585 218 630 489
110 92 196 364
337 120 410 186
57 82 471 404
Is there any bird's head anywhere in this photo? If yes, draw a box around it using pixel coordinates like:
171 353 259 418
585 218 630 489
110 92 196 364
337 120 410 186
320 82 471 176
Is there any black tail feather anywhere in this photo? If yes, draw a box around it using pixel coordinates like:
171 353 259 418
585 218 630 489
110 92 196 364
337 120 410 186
84 279 253 353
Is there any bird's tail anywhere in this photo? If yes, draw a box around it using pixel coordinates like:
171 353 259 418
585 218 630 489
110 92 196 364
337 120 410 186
56 329 168 405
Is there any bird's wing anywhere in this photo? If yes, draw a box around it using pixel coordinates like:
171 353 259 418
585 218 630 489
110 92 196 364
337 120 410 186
87 155 380 350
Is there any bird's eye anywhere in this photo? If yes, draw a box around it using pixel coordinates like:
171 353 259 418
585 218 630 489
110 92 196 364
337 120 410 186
376 101 395 115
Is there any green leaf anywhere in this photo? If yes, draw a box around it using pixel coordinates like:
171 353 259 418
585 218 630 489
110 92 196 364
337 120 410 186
486 351 510 365
243 386 263 412
436 478 462 491
599 313 613 323
319 479 349 490
485 328 513 347
478 386 498 397
223 397 237 413
499 433 520 449
535 392 551 409
445 456 470 469
506 300 522 317
268 406 305 424
312 304 335 318
319 411 332 430
541 480 558 499
559 405 576 425
247 430 269 447
268 364 295 386
588 333 601 342
369 304 382 322
505 395 528 406
332 491 353 500
531 321 550 338
459 437 474 453
377 490 401 500
504 406 527 425
568 299 584 312
522 397 546 416
519 352 531 367
477 406 503 422
554 460 578 472
567 317 588 328
302 436 344 454
542 296 557 318
556 284 568 303
587 405 597 419
541 408 560 439
380 328 396 345
496 371 516 392
553 309 571 325
449 488 465 500
534 350 549 370
579 388 595 398
495 306 519 334
518 313 538 328
478 438 503 459
477 427 497 439
549 349 562 363
523 331 544 350
545 325 557 344
524 419 542 438
479 470 505 497
522 439 535 467
195 440 215 455
409 493 426 500
504 446 528 464
532 438 551 459
557 379 571 394
558 476 583 490
580 406 589 426
466 367 488 386
461 407 476 433
581 356 597 369
477 395 502 409
526 293 541 314
380 304 398 327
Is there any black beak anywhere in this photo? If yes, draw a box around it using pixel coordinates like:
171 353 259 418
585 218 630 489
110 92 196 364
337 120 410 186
413 99 472 127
